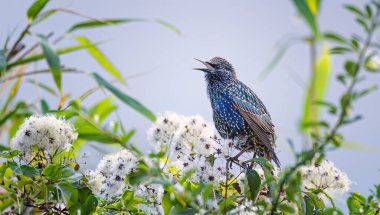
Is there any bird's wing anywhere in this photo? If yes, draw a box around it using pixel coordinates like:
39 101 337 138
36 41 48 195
232 93 275 151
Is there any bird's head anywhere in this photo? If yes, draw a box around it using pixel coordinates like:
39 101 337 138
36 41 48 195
193 57 236 83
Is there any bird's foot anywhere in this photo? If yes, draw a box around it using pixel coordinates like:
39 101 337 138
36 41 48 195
227 156 250 169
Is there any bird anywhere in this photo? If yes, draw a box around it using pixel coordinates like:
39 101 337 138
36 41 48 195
193 57 280 168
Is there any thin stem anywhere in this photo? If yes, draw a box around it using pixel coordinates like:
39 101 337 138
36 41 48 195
0 68 84 83
223 160 229 215
6 23 31 61
270 7 380 215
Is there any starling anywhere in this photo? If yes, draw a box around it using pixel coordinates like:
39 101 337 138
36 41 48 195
194 57 280 167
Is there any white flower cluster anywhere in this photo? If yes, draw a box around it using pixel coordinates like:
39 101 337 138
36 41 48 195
195 194 219 215
147 112 239 184
300 160 351 197
11 115 78 163
135 183 164 214
228 200 258 215
85 149 139 198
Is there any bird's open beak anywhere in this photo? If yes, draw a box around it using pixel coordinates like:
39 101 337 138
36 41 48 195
193 58 215 72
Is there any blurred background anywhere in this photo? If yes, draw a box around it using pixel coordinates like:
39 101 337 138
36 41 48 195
1 0 379 204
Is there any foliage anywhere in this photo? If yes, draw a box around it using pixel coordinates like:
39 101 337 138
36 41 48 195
1 0 380 214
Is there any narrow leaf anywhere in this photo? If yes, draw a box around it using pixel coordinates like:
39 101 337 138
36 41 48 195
323 33 347 44
32 9 58 26
26 79 58 96
68 18 143 33
76 36 125 83
345 5 365 18
156 19 181 35
36 34 62 92
27 0 49 22
293 0 320 38
301 45 331 131
7 42 100 69
93 73 156 121
41 99 49 114
0 49 6 76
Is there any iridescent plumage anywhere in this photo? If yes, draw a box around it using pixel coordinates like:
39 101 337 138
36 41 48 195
194 57 280 167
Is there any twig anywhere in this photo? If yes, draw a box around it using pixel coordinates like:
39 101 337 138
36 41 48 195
0 68 84 83
6 23 31 61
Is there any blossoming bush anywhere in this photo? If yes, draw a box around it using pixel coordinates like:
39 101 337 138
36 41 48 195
1 0 380 214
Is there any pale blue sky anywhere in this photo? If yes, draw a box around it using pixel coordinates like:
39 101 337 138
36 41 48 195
2 0 379 203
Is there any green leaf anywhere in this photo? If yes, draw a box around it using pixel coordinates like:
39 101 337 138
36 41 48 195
249 157 274 170
0 192 15 211
27 0 49 22
122 190 134 205
36 34 62 92
0 150 21 158
121 129 135 143
323 208 344 215
68 18 143 33
0 102 27 126
323 33 347 44
365 5 373 18
42 164 65 179
88 97 117 123
162 192 173 215
278 203 296 213
0 145 10 152
93 73 156 121
329 46 352 54
350 38 360 51
345 5 365 18
7 161 22 175
345 60 358 77
0 49 6 76
304 192 325 210
40 99 49 114
81 195 98 215
56 184 72 204
62 172 83 182
76 36 125 83
20 165 39 177
293 0 320 38
245 169 261 201
301 45 331 131
68 18 181 35
356 17 369 32
27 79 58 96
156 20 181 35
169 206 197 215
56 183 78 211
7 42 100 69
303 196 314 215
32 9 57 26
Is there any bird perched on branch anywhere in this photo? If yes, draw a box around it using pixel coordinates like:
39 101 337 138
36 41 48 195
194 57 280 167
